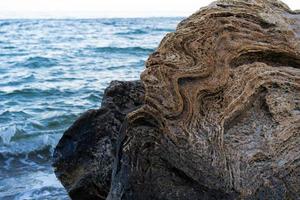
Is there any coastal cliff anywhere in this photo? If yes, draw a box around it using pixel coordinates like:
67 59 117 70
53 0 300 199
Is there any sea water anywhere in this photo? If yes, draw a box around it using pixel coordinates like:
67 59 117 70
0 18 181 199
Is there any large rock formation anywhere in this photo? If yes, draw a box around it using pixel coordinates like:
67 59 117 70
53 0 300 199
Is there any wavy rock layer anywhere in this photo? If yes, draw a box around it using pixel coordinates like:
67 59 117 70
54 0 300 199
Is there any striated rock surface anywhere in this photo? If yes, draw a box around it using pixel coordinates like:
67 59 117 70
53 0 300 199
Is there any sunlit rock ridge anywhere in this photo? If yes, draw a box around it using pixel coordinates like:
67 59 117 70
53 0 300 199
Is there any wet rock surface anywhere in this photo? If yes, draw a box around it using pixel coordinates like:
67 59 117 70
53 81 144 200
53 0 300 199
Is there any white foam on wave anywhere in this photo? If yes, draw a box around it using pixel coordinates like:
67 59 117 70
0 170 68 200
0 131 61 156
0 125 17 145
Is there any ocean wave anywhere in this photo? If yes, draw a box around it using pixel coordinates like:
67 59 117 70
41 113 78 130
0 52 27 57
14 56 58 68
90 46 155 55
0 74 36 87
102 21 118 26
152 28 175 32
0 111 32 123
3 88 73 98
106 60 145 71
0 143 53 160
0 22 11 27
0 126 17 145
0 131 61 157
0 124 42 146
116 29 148 35
82 93 101 102
3 46 16 49
0 170 68 200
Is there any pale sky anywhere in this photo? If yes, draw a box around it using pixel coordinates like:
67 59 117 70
0 0 299 19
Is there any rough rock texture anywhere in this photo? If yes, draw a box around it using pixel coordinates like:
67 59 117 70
54 0 300 199
53 81 144 200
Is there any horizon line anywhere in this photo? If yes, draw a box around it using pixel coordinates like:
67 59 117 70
0 16 186 20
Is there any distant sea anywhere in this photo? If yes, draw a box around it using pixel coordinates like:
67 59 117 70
0 18 182 199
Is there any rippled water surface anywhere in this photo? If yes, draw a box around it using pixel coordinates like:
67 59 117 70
0 18 181 199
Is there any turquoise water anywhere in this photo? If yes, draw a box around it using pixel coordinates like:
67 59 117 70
0 18 181 199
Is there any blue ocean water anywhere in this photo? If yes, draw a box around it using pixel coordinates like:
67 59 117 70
0 18 181 199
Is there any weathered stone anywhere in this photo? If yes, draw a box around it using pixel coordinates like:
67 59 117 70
53 81 144 200
54 0 300 199
108 0 300 199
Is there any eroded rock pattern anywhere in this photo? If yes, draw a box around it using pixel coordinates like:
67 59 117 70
109 0 300 199
54 0 300 199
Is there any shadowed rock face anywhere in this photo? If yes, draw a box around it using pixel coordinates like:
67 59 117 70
53 81 144 200
53 0 300 199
